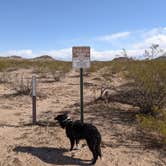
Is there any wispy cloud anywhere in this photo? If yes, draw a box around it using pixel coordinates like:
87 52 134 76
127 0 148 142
42 48 71 60
97 27 166 50
98 31 131 41
91 49 145 61
0 48 72 60
0 27 166 61
0 49 33 58
132 28 166 49
133 34 166 49
89 27 165 60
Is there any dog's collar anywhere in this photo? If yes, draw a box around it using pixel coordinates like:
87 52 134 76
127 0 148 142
62 117 72 123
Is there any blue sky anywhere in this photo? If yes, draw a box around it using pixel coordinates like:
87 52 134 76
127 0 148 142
0 0 166 60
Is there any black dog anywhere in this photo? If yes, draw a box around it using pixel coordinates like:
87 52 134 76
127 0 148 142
54 113 102 165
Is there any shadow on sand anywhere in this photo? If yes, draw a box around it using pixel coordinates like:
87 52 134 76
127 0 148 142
13 146 91 165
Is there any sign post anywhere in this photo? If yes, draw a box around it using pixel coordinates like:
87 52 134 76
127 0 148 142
80 68 84 123
32 75 36 124
72 46 90 123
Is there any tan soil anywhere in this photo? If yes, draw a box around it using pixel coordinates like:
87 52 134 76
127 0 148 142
0 69 165 166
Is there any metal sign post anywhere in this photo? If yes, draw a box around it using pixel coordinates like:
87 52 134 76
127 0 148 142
32 76 36 124
72 46 91 123
80 68 84 123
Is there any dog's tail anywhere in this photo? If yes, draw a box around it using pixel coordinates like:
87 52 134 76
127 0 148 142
95 136 102 159
96 143 102 158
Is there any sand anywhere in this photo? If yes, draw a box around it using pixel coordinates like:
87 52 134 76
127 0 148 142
0 69 165 166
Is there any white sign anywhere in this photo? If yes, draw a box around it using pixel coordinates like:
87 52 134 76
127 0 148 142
72 46 90 69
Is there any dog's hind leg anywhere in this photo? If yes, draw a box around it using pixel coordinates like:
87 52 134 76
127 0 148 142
87 139 98 165
91 148 98 165
96 143 102 158
69 137 75 151
91 151 98 165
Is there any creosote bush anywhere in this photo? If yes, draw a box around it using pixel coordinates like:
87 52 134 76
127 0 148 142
0 72 11 83
6 74 32 96
99 60 166 115
33 61 71 80
137 108 166 140
100 59 166 141
0 59 72 82
126 60 166 114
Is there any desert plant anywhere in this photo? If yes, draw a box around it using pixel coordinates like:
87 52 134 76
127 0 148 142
51 70 63 81
47 61 71 81
0 72 11 83
126 60 166 114
98 58 166 115
137 108 166 140
8 74 32 96
101 45 166 114
144 44 164 59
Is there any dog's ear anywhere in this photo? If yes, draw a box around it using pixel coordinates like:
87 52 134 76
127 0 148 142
64 112 68 116
54 115 59 120
54 113 69 121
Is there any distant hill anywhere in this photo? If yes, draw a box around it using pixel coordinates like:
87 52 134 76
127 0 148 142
32 55 55 61
8 55 23 60
0 55 23 60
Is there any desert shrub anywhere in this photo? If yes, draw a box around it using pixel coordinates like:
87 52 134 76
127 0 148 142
0 60 12 71
0 59 33 71
88 60 132 73
99 59 166 115
137 108 166 140
126 60 166 114
87 61 109 73
96 60 133 75
0 59 72 84
7 74 32 96
87 61 124 73
0 59 71 73
50 70 64 81
34 63 48 78
0 72 11 83
46 61 71 81
109 61 128 74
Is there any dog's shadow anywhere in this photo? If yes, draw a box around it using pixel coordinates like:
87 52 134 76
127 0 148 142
13 146 90 165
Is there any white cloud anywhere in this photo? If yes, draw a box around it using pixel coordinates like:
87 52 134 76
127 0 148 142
133 32 166 49
91 49 119 60
98 31 131 41
97 27 166 51
0 48 72 61
0 48 144 61
91 49 145 61
0 27 166 61
0 49 33 58
42 48 71 61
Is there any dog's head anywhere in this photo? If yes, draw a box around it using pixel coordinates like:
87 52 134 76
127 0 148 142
54 113 71 128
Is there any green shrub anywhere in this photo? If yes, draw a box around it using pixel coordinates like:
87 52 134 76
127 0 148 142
46 61 71 81
126 60 166 114
99 59 166 115
137 109 166 140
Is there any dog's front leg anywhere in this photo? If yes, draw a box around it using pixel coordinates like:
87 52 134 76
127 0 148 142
75 139 80 150
69 138 75 151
